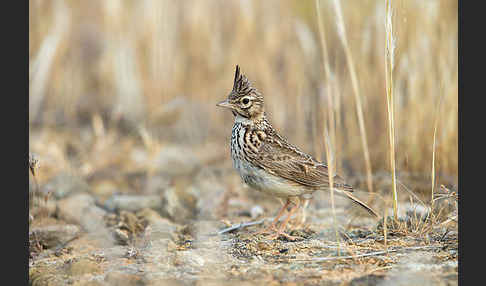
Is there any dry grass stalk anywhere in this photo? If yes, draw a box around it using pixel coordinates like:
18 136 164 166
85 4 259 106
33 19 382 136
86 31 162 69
431 126 438 206
29 153 40 180
29 153 41 201
422 100 442 228
29 153 40 222
383 206 388 253
433 185 458 226
385 0 398 219
294 245 442 262
430 93 444 208
323 127 340 253
314 0 336 149
433 185 458 203
316 0 341 254
332 0 374 195
29 1 69 123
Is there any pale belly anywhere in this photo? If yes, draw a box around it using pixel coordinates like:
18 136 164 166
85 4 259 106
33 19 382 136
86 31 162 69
233 158 312 198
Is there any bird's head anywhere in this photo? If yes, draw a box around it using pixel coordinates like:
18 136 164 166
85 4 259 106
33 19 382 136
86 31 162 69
217 65 265 121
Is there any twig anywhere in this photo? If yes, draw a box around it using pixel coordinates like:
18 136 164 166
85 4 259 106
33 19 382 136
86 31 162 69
216 218 269 235
396 179 427 208
216 212 305 235
292 245 442 262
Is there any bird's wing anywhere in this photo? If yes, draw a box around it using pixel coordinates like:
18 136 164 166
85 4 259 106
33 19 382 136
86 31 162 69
247 128 352 191
244 125 380 217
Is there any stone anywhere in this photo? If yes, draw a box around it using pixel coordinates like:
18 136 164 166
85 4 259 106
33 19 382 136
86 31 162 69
29 224 81 249
159 185 197 223
43 172 90 199
57 193 113 246
153 146 200 176
104 194 162 213
250 205 264 219
137 208 178 240
104 272 145 286
68 259 101 276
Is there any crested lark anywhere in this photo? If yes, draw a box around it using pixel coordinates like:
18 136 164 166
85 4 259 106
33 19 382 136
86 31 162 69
217 65 378 240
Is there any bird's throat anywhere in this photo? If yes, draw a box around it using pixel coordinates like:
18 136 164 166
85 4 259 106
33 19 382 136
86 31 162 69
234 114 253 125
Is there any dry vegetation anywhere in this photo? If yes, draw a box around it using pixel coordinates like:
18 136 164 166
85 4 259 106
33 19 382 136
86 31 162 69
29 0 457 285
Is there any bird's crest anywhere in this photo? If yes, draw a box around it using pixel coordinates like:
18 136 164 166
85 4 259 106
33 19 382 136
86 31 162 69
232 65 260 97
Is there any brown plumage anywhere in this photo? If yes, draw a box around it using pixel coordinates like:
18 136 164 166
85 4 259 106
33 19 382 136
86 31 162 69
217 65 377 239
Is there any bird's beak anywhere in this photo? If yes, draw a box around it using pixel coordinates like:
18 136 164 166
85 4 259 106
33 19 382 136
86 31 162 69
216 99 233 109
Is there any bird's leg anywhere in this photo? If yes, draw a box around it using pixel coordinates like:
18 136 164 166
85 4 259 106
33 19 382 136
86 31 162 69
266 197 300 241
254 199 290 235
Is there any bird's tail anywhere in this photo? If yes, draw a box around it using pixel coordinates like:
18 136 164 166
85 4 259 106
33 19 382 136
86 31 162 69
334 189 379 217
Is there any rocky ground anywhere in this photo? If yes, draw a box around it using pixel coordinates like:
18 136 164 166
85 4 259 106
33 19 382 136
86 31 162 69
29 132 458 286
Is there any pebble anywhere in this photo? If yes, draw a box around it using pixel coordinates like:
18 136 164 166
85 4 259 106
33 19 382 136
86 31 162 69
29 224 81 249
153 146 200 176
250 205 264 219
57 193 113 246
173 250 205 268
104 271 145 286
104 194 162 213
43 172 90 199
137 208 178 240
57 193 106 227
68 259 101 276
194 173 226 220
160 186 197 223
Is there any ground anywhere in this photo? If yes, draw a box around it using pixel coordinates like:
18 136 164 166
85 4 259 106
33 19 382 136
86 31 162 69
29 137 458 286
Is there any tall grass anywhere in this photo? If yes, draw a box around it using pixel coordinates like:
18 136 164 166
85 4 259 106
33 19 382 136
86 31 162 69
324 126 340 251
332 0 374 196
316 0 339 250
314 0 336 153
430 93 444 213
29 1 458 195
385 0 398 219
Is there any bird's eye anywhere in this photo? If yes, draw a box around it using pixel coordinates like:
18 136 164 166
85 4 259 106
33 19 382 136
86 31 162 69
241 98 250 105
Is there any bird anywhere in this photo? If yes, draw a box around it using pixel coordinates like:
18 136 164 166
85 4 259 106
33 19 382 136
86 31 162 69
217 65 378 240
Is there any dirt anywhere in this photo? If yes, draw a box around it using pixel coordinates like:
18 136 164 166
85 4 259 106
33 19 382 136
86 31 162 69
29 204 457 285
29 140 458 286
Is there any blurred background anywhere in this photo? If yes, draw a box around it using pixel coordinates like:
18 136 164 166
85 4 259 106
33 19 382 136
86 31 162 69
29 0 457 216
